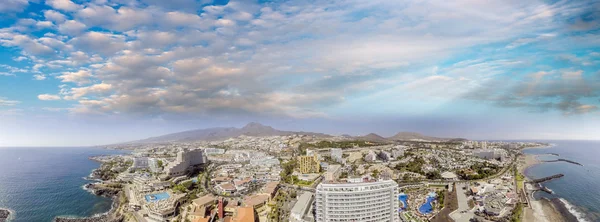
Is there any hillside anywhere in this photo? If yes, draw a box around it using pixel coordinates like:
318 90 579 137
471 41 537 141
129 122 329 143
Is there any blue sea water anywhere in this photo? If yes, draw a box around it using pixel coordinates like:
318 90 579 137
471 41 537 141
523 140 600 222
0 147 129 222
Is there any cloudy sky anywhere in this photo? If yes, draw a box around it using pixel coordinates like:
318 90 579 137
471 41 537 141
1 0 600 146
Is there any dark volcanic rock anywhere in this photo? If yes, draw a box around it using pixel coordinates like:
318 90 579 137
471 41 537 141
0 209 10 222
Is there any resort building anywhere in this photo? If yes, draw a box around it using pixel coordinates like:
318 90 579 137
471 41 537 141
297 154 320 174
324 164 342 182
330 148 345 164
132 157 149 170
364 151 377 162
148 158 162 173
164 149 207 177
315 180 400 222
290 192 314 222
473 149 507 161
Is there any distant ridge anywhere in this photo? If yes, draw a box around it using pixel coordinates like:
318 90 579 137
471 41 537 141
123 123 466 144
356 133 389 143
128 122 330 143
387 132 465 142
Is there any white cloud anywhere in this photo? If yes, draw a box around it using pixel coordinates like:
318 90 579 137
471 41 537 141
33 74 47 80
57 70 92 85
64 82 113 100
58 20 87 35
46 0 81 12
38 94 62 100
1 0 597 118
69 31 126 56
36 21 54 29
0 0 29 13
44 10 67 23
0 97 20 106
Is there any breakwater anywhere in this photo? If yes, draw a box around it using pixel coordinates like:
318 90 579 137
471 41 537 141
529 174 564 184
543 159 583 166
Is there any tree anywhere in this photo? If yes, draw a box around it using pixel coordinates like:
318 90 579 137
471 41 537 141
371 169 380 178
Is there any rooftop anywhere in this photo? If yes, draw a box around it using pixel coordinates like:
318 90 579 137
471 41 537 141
192 194 216 207
244 194 270 207
233 207 255 222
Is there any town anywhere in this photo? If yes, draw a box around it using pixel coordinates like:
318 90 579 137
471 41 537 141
87 130 548 222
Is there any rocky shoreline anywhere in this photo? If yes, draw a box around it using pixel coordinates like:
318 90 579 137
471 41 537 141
0 208 11 222
54 183 124 222
53 162 125 222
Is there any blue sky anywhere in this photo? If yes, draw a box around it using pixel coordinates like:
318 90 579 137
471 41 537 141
1 0 600 146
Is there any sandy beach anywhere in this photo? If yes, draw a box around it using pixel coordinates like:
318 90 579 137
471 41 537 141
520 154 567 222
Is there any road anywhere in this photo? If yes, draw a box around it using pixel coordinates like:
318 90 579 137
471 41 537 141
124 185 147 222
449 183 474 222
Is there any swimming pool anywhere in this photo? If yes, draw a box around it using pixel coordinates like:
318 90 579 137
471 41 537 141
145 192 170 202
399 193 408 210
418 194 437 214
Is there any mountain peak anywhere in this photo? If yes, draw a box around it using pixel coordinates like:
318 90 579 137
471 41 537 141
242 122 271 130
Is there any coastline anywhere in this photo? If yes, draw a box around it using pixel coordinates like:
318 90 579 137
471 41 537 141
520 153 566 222
54 160 124 222
520 150 582 222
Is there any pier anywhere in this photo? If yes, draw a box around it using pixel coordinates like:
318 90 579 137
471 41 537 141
528 174 564 184
538 185 554 194
543 159 583 166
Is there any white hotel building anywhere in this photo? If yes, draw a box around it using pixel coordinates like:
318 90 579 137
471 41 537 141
315 180 400 222
164 149 207 177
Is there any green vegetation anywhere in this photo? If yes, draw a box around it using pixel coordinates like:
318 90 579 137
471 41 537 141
426 171 442 180
511 203 523 222
299 140 386 150
436 190 445 209
458 162 501 180
157 159 163 168
371 169 380 178
269 189 289 221
340 172 348 178
293 176 313 186
280 160 298 184
514 166 525 190
173 180 195 193
394 156 426 174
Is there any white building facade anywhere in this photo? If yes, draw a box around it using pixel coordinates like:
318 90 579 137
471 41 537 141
315 180 400 222
164 149 207 177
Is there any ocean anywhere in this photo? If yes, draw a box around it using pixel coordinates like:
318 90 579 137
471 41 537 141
0 147 129 222
523 140 600 222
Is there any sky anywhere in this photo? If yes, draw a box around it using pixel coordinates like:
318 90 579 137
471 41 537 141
1 0 600 146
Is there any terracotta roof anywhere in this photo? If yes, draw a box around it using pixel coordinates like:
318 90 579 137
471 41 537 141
192 217 210 222
233 207 255 222
263 182 279 194
243 194 269 207
219 183 236 191
213 176 231 182
193 194 216 207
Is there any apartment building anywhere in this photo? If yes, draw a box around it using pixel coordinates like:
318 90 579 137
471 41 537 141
315 180 399 222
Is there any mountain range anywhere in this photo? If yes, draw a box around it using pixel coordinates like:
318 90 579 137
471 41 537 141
127 122 464 144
